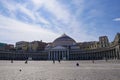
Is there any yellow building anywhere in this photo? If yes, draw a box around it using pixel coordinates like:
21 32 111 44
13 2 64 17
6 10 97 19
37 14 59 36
16 41 29 52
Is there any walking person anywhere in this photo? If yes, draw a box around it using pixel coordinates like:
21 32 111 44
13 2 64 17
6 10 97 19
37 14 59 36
53 59 55 64
58 59 61 63
11 60 13 63
76 62 79 66
25 60 28 64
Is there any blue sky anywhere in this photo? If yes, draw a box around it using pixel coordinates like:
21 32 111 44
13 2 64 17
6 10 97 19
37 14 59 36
0 0 120 44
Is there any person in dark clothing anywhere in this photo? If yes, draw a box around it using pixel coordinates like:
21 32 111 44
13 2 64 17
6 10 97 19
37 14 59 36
76 63 79 66
58 59 61 63
11 60 13 63
53 59 55 64
25 60 28 64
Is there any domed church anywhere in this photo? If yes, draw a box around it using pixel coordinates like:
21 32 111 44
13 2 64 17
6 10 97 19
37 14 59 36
46 33 80 60
45 33 120 61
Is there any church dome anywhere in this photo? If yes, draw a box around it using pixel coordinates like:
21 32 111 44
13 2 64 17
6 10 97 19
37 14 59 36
53 34 76 47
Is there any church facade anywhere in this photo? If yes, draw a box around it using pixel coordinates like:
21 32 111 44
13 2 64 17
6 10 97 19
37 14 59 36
45 33 120 60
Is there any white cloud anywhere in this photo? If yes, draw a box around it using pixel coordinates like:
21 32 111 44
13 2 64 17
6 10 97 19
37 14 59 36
1 0 17 12
31 0 71 24
113 18 120 21
18 4 36 21
31 0 98 42
0 0 99 44
0 15 59 44
0 0 50 25
35 13 50 25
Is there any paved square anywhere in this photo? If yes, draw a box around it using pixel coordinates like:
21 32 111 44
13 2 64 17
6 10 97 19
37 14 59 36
0 60 120 80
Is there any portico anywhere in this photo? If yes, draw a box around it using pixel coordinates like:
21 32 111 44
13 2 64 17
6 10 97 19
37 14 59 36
48 46 69 60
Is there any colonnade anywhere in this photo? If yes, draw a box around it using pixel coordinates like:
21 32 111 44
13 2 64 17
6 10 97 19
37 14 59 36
0 45 120 60
48 50 69 60
69 48 120 60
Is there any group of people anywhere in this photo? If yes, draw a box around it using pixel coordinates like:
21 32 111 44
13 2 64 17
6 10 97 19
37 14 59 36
11 60 28 64
52 59 80 67
11 59 80 67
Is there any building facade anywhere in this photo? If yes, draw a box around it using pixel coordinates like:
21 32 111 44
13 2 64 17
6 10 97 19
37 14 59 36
16 41 47 53
0 33 120 60
0 43 14 51
28 40 47 52
45 33 120 60
16 41 29 52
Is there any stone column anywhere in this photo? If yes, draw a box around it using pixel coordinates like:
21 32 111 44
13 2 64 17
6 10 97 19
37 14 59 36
67 50 69 60
60 51 62 60
108 50 110 59
62 51 64 60
54 51 56 60
65 51 67 60
115 48 118 59
116 46 120 59
58 51 59 60
108 51 110 59
110 50 112 59
50 51 51 60
48 51 50 60
49 51 50 60
56 51 58 60
111 50 114 59
52 51 55 60
112 50 114 59
114 49 117 59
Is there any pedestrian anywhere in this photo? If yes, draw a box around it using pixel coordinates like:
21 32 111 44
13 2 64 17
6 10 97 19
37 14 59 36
58 59 61 63
76 63 79 66
53 59 55 64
